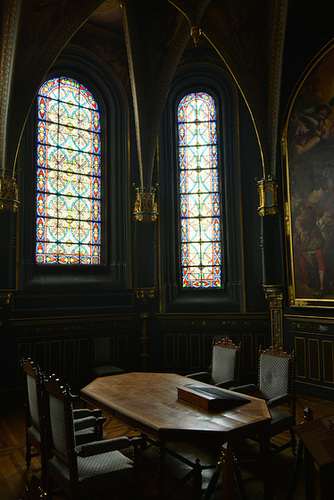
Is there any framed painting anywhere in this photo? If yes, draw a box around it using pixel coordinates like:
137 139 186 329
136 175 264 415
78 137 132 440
284 46 334 307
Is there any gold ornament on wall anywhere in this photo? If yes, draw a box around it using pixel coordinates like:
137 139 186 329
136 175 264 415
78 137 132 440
190 26 201 47
134 287 157 304
256 176 279 216
133 185 158 222
0 175 19 212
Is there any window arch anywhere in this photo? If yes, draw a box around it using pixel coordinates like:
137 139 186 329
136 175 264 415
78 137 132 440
160 65 242 312
36 77 101 264
178 91 222 288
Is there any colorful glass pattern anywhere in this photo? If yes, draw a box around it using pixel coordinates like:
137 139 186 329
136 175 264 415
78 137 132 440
178 92 222 288
36 77 101 264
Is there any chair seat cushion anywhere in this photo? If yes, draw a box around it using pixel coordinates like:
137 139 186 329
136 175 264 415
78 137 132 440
93 365 125 377
48 450 133 486
269 407 294 435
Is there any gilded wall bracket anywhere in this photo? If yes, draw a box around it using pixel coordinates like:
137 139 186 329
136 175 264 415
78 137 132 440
133 186 158 222
134 287 158 305
256 176 279 216
0 175 19 212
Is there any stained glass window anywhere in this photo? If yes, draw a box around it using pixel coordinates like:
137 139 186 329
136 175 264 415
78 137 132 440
36 77 101 264
178 92 222 288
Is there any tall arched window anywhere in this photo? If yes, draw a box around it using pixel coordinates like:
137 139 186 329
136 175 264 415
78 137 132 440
36 77 101 264
178 92 222 288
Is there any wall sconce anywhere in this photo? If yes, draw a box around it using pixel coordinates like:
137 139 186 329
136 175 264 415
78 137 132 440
133 185 158 222
256 176 279 216
0 175 19 212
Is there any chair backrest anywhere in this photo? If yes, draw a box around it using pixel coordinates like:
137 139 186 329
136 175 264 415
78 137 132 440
210 337 241 386
21 358 44 437
43 374 78 480
258 345 295 405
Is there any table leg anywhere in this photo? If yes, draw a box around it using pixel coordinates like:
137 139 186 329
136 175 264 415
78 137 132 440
158 442 165 499
221 442 235 500
304 448 315 500
319 463 334 500
192 458 202 499
259 434 273 500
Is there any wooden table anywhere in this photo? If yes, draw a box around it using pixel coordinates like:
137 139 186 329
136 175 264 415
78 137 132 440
294 414 334 499
81 372 271 499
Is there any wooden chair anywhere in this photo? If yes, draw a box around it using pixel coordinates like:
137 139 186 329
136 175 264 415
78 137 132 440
186 337 241 389
21 357 46 485
21 357 106 486
232 345 297 454
92 335 125 378
43 374 140 499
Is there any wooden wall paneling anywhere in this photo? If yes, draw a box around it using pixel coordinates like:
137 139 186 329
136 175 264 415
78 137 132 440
17 343 31 381
308 338 320 381
17 342 31 361
49 340 62 377
33 341 47 371
203 333 213 368
241 334 253 370
63 339 76 378
117 335 128 369
295 337 306 378
177 334 188 369
77 338 90 376
110 335 116 364
164 334 175 369
322 340 334 384
189 334 201 370
255 333 266 351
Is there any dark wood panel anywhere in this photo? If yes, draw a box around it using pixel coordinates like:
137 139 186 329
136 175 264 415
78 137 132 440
49 340 61 376
77 338 90 376
164 334 174 369
309 339 320 381
34 342 47 370
189 334 201 369
203 334 214 368
118 335 128 369
242 334 253 369
322 340 334 383
295 337 306 378
177 334 188 369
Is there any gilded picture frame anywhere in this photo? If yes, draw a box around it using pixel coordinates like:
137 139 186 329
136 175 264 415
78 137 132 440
284 45 334 307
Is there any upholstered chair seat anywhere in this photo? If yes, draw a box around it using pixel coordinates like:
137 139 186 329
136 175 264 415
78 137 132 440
48 438 134 486
92 335 125 378
93 364 125 378
43 375 140 499
21 357 106 495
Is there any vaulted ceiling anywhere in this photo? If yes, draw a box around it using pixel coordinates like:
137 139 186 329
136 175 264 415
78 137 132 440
1 0 333 194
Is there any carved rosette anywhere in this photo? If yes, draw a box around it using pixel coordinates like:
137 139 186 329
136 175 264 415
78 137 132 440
133 186 158 222
0 175 19 212
257 177 279 216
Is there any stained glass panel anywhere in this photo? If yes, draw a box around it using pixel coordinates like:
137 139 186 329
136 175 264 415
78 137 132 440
36 77 101 264
178 92 222 288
